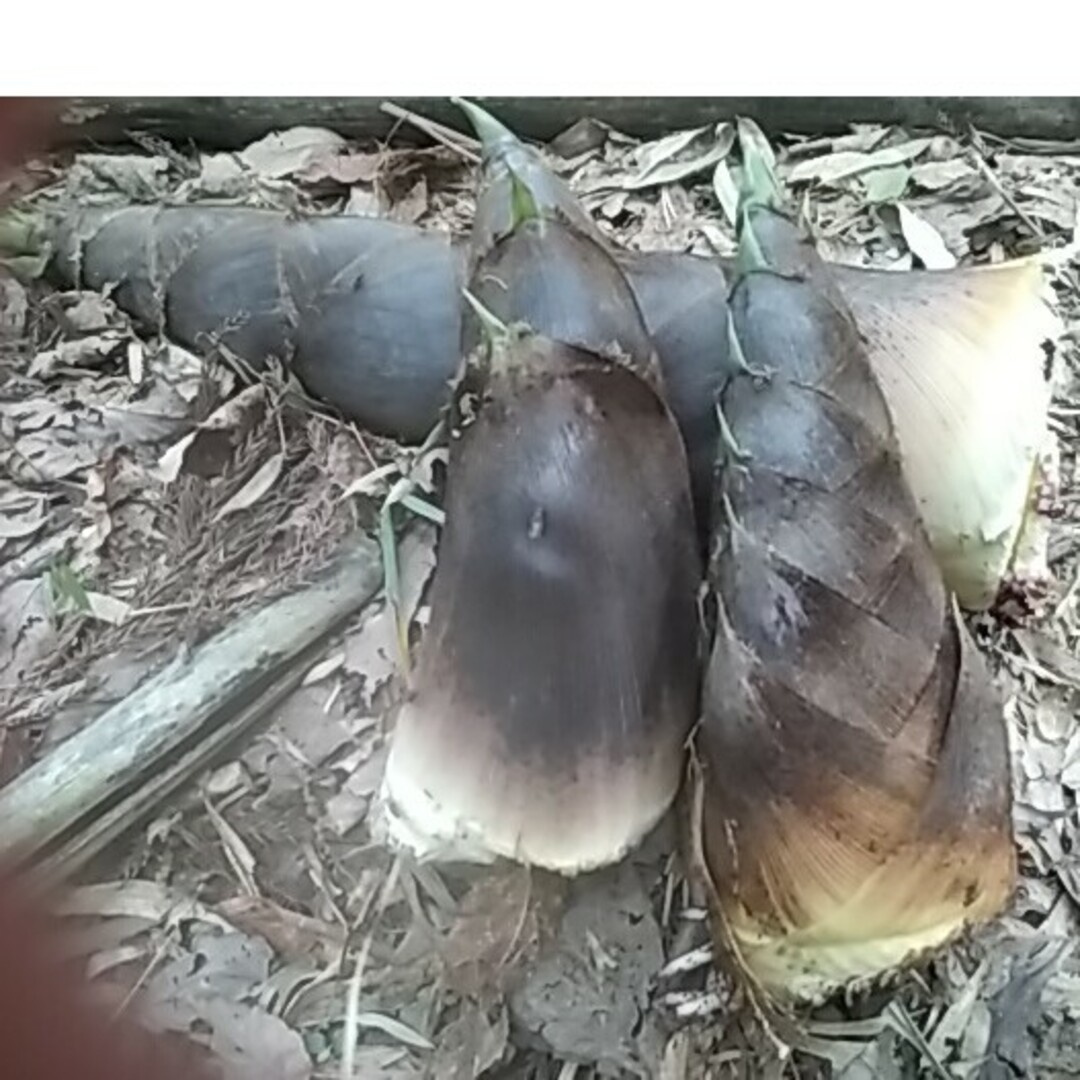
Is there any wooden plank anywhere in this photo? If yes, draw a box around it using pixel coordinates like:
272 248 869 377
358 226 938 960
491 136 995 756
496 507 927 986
0 534 383 871
55 96 1080 149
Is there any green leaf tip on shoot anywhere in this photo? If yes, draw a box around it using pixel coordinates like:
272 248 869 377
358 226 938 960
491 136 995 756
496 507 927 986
507 164 542 230
735 117 784 217
452 97 517 154
731 117 785 281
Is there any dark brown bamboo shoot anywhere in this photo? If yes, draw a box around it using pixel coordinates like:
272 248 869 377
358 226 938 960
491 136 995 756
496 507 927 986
20 202 1057 605
694 178 1016 1003
377 103 700 871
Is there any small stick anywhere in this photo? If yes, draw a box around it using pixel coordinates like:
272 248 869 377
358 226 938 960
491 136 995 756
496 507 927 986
379 101 481 164
968 147 1045 240
659 944 715 978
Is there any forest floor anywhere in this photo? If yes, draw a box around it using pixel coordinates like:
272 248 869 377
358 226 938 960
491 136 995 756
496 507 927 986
2 103 1080 1078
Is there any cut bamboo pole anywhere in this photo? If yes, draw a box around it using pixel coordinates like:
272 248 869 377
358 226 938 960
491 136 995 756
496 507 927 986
0 534 383 876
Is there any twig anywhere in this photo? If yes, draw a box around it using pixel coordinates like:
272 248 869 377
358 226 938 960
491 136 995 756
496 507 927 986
339 934 373 1080
110 931 174 1020
0 533 383 880
379 101 481 164
967 147 1046 240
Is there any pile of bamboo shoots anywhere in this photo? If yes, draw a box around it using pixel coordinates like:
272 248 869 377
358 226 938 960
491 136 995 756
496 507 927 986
4 100 1061 1005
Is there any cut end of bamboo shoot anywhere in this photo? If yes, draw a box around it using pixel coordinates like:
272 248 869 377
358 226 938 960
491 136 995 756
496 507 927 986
712 811 1015 1004
377 332 700 873
836 258 1062 610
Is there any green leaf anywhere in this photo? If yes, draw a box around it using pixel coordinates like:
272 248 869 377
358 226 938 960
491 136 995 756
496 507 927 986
508 165 541 229
47 560 92 616
861 163 910 204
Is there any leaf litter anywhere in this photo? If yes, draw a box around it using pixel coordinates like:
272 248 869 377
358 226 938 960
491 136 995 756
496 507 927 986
3 108 1080 1079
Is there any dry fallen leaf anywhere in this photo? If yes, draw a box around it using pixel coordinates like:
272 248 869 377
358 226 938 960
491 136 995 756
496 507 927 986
138 929 312 1080
389 176 429 225
216 895 346 966
712 160 739 226
427 1004 509 1080
911 158 978 192
0 576 54 681
0 490 47 540
0 271 28 338
788 138 932 186
157 383 267 483
28 332 127 379
238 126 347 180
888 202 958 269
70 153 169 197
621 123 734 190
302 650 345 686
55 879 234 930
345 185 383 217
86 589 133 625
62 292 118 333
298 149 383 186
214 451 285 521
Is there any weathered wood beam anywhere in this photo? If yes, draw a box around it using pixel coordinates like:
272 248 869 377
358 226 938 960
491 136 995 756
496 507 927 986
55 96 1080 150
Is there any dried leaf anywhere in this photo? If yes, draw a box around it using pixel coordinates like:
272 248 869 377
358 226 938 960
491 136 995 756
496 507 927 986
71 153 169 197
344 527 435 703
86 589 133 625
157 384 267 483
929 961 988 1059
213 452 284 521
510 862 663 1075
0 271 28 338
345 185 383 217
891 202 958 268
127 340 145 385
712 160 740 226
190 152 248 197
28 332 127 379
302 650 345 686
55 880 232 930
427 1005 509 1080
299 150 382 186
239 126 347 180
355 1011 434 1050
206 761 248 798
216 895 346 966
548 117 613 159
389 176 429 224
622 123 734 190
342 604 396 703
63 293 117 333
0 576 53 680
1014 629 1080 689
911 158 977 191
140 952 312 1080
788 138 932 186
0 494 46 539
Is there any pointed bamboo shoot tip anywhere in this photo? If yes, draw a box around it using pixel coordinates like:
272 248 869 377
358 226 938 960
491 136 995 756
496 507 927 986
451 97 518 152
735 119 784 216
